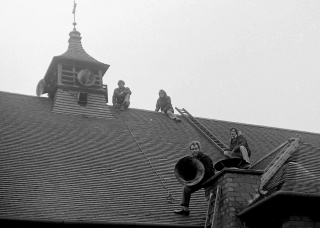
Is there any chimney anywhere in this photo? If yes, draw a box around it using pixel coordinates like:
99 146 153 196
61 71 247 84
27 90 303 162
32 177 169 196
203 168 320 228
203 168 263 228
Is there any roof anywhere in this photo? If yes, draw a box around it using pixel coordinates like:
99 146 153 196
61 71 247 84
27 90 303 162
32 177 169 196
238 191 320 224
260 141 320 195
1 91 320 227
44 30 110 82
59 30 109 69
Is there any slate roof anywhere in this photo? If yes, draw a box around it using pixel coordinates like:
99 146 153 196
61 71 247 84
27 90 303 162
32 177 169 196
259 141 320 196
1 91 320 227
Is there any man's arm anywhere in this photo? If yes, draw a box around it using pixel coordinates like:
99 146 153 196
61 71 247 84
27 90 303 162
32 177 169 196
123 87 132 95
232 135 247 151
223 139 232 151
201 154 214 175
114 88 125 97
155 101 160 112
162 96 172 113
112 88 124 105
112 90 117 105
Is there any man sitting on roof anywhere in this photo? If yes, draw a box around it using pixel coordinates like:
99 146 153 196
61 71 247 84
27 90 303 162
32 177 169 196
174 141 214 216
223 128 251 169
112 80 131 111
155 89 181 122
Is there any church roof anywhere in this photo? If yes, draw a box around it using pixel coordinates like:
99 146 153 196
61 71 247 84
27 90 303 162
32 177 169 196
0 91 319 227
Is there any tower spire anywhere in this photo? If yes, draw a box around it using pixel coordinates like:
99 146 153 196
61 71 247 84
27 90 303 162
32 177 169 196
72 1 77 30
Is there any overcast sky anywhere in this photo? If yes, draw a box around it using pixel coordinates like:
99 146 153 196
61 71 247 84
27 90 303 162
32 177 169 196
1 0 320 134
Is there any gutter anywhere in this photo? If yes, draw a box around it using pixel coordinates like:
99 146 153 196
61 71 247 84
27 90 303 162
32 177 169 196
0 217 203 228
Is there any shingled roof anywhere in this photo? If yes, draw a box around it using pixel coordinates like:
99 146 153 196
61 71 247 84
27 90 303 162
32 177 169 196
1 91 320 227
257 141 320 196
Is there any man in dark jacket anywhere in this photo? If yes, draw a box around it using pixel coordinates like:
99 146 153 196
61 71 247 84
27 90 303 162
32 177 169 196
224 128 251 169
174 141 215 216
155 89 181 122
112 80 131 111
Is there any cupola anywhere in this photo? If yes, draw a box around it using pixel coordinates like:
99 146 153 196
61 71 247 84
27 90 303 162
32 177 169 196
36 4 113 119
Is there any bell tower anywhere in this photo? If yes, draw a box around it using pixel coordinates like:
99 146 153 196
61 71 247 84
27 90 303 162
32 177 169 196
36 2 113 119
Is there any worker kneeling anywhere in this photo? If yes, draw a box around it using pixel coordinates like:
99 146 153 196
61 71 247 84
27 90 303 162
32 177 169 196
223 128 251 169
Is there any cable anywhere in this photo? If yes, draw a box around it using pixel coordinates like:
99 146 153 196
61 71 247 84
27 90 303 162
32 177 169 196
116 108 175 203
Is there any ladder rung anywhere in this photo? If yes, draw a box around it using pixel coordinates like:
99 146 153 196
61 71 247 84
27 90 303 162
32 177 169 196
176 107 227 154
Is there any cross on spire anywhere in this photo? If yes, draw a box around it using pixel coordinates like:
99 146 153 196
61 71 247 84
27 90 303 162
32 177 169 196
72 1 77 30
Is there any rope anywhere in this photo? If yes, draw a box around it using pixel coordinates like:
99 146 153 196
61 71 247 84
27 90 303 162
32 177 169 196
116 109 175 203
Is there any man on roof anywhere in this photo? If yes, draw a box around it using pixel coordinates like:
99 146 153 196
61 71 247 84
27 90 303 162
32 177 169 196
112 80 131 111
223 128 251 169
174 141 214 216
155 89 181 122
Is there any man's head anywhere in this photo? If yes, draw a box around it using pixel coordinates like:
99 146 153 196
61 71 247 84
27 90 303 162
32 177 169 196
159 89 166 98
230 128 238 139
189 141 201 157
118 80 125 88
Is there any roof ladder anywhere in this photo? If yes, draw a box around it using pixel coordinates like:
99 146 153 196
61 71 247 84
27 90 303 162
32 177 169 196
175 107 227 154
259 137 301 194
204 185 221 228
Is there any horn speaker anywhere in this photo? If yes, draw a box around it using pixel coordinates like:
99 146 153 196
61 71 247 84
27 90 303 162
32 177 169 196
174 156 205 186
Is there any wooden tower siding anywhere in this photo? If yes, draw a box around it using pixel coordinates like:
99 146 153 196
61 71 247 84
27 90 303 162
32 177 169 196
52 88 114 119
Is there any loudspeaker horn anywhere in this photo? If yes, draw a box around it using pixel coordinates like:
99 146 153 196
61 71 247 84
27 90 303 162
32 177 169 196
174 156 205 186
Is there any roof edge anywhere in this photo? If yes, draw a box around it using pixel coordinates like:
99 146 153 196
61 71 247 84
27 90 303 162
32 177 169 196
1 90 320 136
202 168 264 188
238 191 320 222
250 140 290 169
0 90 49 99
194 115 320 136
124 107 320 135
0 218 202 228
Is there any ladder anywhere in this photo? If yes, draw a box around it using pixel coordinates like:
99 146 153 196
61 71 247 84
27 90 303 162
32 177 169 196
259 137 300 194
175 107 228 154
205 185 221 228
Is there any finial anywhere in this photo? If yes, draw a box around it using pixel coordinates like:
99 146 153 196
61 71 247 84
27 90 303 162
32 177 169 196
72 1 77 30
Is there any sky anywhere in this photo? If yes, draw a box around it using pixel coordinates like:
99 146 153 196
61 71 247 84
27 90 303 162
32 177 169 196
1 0 320 134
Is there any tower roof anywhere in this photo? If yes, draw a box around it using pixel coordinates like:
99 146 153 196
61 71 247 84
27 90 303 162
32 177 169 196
44 29 110 82
59 29 109 69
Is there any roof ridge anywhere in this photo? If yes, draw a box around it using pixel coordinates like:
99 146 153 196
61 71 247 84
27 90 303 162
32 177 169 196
250 140 290 170
126 106 320 135
0 90 47 99
1 90 319 135
195 116 320 136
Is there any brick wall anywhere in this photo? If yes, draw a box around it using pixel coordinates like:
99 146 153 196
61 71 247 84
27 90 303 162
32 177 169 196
204 169 262 228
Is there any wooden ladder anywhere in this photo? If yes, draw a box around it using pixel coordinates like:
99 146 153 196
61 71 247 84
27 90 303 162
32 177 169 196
205 185 221 228
259 137 301 194
175 107 228 154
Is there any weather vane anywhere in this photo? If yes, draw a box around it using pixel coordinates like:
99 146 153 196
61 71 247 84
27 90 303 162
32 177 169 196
72 0 77 30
